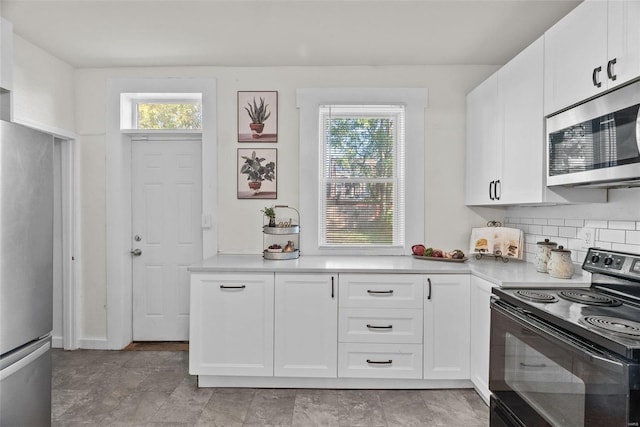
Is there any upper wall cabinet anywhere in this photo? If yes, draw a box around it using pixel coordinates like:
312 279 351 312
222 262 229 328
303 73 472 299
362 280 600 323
544 0 640 115
465 36 606 206
466 38 546 206
0 17 14 92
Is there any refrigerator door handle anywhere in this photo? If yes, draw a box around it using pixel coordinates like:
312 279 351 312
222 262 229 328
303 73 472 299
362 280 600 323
0 340 50 381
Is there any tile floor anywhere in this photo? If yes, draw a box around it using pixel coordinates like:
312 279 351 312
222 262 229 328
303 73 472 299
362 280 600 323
52 349 489 426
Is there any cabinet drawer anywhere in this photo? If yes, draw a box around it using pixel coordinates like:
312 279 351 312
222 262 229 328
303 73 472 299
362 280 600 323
339 274 423 309
338 343 422 379
339 308 423 344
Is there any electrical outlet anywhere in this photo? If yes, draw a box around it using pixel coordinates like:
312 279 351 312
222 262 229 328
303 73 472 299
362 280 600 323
577 227 595 250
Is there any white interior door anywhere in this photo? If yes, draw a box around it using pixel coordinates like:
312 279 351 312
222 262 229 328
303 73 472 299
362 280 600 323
132 138 202 341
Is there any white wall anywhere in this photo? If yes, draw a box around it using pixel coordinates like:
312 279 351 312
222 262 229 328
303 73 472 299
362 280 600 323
12 36 75 134
74 64 502 341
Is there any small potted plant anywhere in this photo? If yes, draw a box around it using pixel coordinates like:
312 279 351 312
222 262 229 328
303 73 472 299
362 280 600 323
261 206 276 227
244 97 271 138
240 150 275 193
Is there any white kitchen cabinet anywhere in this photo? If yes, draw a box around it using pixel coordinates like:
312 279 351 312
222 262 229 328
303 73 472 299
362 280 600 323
469 276 496 404
339 308 423 344
274 273 337 377
607 0 640 89
465 71 499 206
466 36 606 206
338 342 423 379
338 273 424 379
189 273 274 377
544 0 640 115
423 274 470 380
339 273 423 309
466 39 542 206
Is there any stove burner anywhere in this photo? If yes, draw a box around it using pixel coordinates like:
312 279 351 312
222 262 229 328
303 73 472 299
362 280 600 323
515 290 558 303
558 290 622 307
580 316 640 338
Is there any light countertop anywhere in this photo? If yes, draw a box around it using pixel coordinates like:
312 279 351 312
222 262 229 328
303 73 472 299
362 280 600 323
189 254 590 288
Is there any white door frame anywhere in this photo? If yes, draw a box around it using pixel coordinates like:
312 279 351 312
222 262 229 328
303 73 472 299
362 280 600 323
105 78 217 350
13 118 79 350
59 137 79 350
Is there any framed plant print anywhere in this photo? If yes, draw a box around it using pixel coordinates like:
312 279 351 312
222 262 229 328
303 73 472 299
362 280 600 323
237 148 277 199
238 91 278 142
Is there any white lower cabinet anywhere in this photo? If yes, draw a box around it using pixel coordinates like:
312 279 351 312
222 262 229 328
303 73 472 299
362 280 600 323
191 271 474 387
338 343 423 379
424 274 470 380
189 273 274 376
338 273 425 379
274 273 337 377
339 308 423 344
469 276 496 403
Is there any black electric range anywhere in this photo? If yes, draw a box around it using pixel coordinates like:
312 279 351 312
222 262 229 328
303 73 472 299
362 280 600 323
493 247 640 361
490 247 640 427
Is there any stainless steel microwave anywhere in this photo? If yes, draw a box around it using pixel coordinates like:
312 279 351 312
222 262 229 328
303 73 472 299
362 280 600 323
546 80 640 187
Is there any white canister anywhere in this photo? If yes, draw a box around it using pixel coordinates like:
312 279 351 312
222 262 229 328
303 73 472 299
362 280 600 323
535 238 557 273
547 246 574 279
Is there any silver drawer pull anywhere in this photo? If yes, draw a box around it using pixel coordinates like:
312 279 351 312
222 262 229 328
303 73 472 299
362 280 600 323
366 324 393 330
367 290 394 295
366 359 393 365
220 285 246 289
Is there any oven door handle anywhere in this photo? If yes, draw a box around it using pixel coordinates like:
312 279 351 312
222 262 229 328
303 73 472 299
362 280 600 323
492 300 626 372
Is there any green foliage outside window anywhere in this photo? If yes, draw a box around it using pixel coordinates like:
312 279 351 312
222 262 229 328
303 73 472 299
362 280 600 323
137 103 202 129
324 117 396 244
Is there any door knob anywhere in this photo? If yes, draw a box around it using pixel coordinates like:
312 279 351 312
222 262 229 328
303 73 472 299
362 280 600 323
131 248 142 256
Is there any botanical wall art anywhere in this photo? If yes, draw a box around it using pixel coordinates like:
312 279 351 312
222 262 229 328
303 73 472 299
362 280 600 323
238 91 278 142
237 148 277 199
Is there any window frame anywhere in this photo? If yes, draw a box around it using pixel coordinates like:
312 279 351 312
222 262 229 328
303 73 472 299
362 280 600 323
318 104 405 248
120 92 203 130
297 88 427 256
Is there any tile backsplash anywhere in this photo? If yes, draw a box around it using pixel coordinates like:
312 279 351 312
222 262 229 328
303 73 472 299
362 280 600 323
504 217 640 264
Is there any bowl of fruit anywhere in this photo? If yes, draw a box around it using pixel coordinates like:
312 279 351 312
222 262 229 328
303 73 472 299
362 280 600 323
411 244 467 262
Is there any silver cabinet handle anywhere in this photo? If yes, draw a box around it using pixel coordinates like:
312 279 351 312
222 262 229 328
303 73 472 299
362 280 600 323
367 290 394 295
220 285 246 289
366 359 393 365
130 249 142 256
366 324 393 330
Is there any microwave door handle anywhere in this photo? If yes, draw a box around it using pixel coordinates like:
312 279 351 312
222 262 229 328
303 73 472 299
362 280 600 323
636 107 640 155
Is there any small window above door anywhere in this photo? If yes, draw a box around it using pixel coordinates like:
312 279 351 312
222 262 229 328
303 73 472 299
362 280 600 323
120 92 202 131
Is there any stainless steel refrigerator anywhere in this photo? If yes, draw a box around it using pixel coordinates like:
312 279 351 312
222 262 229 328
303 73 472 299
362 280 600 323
0 119 53 426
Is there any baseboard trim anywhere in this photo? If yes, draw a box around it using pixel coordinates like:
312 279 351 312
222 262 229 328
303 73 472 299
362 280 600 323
77 337 109 350
196 375 473 389
51 336 64 348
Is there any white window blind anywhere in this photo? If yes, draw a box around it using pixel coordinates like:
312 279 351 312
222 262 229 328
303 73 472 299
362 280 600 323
318 105 405 247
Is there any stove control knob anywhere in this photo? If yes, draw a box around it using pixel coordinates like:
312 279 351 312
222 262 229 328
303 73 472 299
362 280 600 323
604 257 613 266
591 254 600 264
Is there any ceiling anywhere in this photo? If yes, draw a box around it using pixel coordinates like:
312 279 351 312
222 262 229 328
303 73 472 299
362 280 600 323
1 0 581 68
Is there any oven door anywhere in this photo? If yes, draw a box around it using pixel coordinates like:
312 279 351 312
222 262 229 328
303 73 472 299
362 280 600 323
490 299 640 427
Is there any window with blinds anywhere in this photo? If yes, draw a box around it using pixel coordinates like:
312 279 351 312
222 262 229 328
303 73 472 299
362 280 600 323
318 105 405 247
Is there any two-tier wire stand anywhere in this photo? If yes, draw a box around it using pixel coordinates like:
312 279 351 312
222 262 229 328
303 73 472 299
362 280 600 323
263 205 300 260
